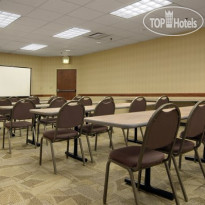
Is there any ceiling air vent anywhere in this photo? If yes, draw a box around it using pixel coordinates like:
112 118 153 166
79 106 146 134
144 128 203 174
87 32 110 39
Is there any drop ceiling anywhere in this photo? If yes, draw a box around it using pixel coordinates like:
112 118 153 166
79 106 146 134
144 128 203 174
0 0 204 56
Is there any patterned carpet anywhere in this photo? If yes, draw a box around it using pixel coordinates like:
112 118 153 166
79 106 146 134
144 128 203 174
0 125 205 205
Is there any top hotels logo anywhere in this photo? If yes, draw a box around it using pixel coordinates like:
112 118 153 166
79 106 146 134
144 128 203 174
143 6 204 36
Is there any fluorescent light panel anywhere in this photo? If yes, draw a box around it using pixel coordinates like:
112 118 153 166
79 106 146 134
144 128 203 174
111 0 172 19
21 44 47 51
0 11 21 28
53 27 90 39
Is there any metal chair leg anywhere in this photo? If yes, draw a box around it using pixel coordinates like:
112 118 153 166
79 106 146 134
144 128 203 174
95 134 98 151
50 141 57 174
127 168 139 205
103 160 111 204
179 154 182 170
78 137 85 166
8 129 12 154
172 156 188 202
164 161 180 205
39 137 44 165
66 140 69 159
139 127 144 138
122 128 128 146
32 126 37 148
86 134 94 163
137 170 142 191
26 127 29 144
108 128 114 150
37 119 40 144
194 148 205 178
2 127 5 149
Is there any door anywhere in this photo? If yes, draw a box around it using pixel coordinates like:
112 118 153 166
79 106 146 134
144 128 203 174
57 69 76 100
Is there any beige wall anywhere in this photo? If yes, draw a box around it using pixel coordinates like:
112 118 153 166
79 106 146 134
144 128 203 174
0 27 205 96
78 28 205 94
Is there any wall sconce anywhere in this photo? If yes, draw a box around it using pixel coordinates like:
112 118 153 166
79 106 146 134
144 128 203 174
62 56 70 64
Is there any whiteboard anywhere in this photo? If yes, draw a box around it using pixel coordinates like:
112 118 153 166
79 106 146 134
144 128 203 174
0 66 31 97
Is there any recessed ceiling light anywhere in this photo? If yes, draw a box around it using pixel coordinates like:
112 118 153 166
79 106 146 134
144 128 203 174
110 0 172 19
53 27 91 39
21 44 47 51
0 11 21 28
65 49 71 51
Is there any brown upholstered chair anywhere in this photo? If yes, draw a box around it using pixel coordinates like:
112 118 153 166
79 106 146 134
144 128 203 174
39 101 85 174
159 101 205 202
103 103 181 205
81 97 115 162
8 96 20 103
37 97 67 142
28 96 40 104
48 96 57 104
123 96 146 145
79 96 92 106
155 95 169 109
72 95 82 101
3 99 36 153
0 98 12 144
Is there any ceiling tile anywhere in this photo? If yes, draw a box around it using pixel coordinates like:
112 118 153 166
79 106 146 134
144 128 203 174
69 7 104 20
173 0 205 9
25 8 63 21
85 0 124 13
11 0 47 7
62 0 93 6
40 0 79 15
94 14 121 26
0 0 34 15
14 17 48 28
54 15 86 26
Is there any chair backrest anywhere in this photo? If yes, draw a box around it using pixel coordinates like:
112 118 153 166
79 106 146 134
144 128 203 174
72 95 82 100
94 97 115 116
129 96 146 113
48 96 57 104
183 101 205 142
79 96 92 106
155 95 169 109
139 103 180 163
0 98 12 115
12 99 35 120
8 96 20 103
49 97 67 108
56 101 85 130
28 96 40 104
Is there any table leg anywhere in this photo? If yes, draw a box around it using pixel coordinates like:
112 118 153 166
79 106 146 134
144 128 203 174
124 168 174 200
185 145 205 163
27 115 40 147
127 128 142 144
65 137 88 162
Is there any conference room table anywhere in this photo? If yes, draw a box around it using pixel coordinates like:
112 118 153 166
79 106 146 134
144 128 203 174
29 102 155 161
84 106 193 200
0 103 50 146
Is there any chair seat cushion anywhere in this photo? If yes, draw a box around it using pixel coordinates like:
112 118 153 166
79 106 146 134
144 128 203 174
109 146 165 170
5 121 32 128
43 128 78 141
160 138 195 155
81 124 108 134
40 117 57 124
180 131 203 141
0 115 7 121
